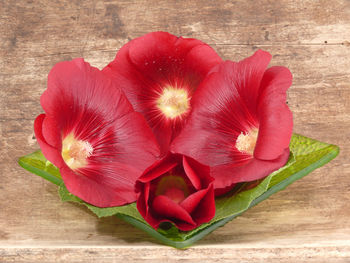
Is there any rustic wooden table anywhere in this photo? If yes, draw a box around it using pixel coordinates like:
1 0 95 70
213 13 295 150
1 0 349 262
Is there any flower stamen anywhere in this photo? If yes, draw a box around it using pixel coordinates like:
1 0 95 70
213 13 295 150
235 128 259 155
156 87 190 119
61 133 93 170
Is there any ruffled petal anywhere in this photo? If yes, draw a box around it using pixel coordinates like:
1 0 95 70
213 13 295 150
41 115 62 149
190 184 215 225
182 156 202 190
99 111 160 171
127 32 222 91
212 148 290 189
137 154 178 183
152 195 196 226
34 114 64 168
214 184 237 197
61 162 140 207
184 44 224 81
42 58 134 132
180 189 207 214
103 42 154 115
254 66 293 160
233 50 272 112
172 65 258 166
182 155 212 189
135 182 149 217
152 121 173 157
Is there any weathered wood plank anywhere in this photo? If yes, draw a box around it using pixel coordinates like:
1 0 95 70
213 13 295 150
1 0 350 62
1 246 350 263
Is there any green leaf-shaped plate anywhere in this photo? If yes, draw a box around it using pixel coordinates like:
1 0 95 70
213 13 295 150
18 134 339 248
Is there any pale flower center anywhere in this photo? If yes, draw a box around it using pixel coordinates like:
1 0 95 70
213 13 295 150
61 133 93 170
156 87 189 119
235 128 259 155
155 175 189 204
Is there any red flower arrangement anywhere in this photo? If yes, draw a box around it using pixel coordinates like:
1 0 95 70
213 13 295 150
24 31 332 243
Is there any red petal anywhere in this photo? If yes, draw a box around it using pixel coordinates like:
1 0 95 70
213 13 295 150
184 44 224 80
136 182 165 229
214 184 237 196
212 148 290 189
152 121 173 157
174 221 199 231
172 66 257 166
180 189 207 214
103 32 222 155
99 111 160 171
254 66 293 160
190 184 215 225
138 154 178 183
34 114 64 168
234 50 272 113
41 115 61 149
103 41 155 115
152 195 196 226
182 155 212 189
182 156 202 190
136 182 148 217
42 58 134 127
127 32 219 86
60 163 138 207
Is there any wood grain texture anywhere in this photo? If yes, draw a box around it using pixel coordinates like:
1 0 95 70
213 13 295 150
0 0 349 262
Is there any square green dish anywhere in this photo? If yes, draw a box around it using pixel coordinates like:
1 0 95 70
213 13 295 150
18 134 339 248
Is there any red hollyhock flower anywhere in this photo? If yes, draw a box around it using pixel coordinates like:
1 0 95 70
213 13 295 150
172 50 293 193
103 32 223 155
34 58 159 207
136 154 215 231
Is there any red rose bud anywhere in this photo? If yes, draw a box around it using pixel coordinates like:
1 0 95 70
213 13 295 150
136 154 215 231
103 31 223 155
34 59 159 207
172 50 293 195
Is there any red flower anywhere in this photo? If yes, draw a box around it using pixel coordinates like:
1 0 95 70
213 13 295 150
172 50 293 193
103 32 223 155
34 59 159 207
136 154 215 231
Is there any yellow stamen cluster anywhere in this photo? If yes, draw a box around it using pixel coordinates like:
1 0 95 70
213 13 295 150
156 87 189 119
61 133 93 170
235 128 259 155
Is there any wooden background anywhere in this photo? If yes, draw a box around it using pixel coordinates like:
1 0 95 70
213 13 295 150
1 0 350 262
